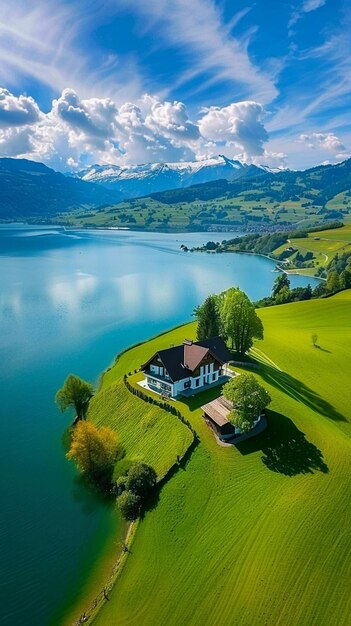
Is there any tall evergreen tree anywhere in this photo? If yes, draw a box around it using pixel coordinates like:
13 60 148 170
195 295 221 340
272 273 290 298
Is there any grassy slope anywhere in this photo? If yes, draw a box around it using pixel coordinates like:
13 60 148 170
92 293 351 626
272 223 351 276
49 190 351 232
87 327 195 480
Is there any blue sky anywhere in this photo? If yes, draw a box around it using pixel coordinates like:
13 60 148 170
0 0 350 170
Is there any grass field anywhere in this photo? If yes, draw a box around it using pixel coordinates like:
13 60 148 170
89 292 351 626
272 223 351 276
50 193 347 232
87 327 195 479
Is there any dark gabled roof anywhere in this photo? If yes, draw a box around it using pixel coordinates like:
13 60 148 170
197 336 233 364
152 345 192 382
141 336 232 383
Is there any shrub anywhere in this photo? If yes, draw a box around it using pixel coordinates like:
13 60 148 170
125 463 157 497
117 490 141 520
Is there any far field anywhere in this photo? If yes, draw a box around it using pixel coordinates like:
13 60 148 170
84 292 351 626
273 223 351 276
213 223 351 277
50 193 351 232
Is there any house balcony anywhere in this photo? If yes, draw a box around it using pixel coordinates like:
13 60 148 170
144 369 172 384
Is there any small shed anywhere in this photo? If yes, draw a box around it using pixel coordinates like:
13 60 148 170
201 396 236 438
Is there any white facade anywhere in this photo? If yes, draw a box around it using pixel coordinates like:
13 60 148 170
146 361 221 398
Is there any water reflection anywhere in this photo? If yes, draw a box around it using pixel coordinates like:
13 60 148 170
0 226 320 626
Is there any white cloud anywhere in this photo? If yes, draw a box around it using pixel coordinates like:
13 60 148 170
300 132 346 153
0 88 40 127
302 0 327 13
289 0 327 28
115 0 278 103
0 87 273 169
0 2 145 102
198 101 268 159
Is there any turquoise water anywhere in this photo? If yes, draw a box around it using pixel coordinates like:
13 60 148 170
0 226 318 625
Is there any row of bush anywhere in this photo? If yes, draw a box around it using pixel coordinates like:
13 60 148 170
123 375 198 438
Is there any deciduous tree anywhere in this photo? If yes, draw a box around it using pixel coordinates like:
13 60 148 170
223 373 271 433
55 374 94 421
219 288 263 355
66 421 122 479
117 490 141 520
125 463 157 497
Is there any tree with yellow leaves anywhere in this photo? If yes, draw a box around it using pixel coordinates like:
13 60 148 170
67 421 123 481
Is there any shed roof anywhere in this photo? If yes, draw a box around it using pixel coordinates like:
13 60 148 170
201 396 233 427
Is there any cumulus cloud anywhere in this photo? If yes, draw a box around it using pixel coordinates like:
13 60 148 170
0 87 272 169
53 89 117 140
198 101 268 159
0 88 40 128
300 132 346 153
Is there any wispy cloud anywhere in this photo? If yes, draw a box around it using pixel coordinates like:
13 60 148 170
0 2 144 102
289 0 327 28
114 0 278 104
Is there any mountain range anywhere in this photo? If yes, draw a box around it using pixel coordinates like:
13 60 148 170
0 155 350 226
73 155 282 198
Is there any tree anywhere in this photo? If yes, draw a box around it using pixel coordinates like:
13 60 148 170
340 268 351 289
117 490 141 520
125 463 157 497
55 374 94 421
272 273 290 298
194 295 221 340
219 288 263 355
223 373 271 433
326 270 340 293
66 421 123 479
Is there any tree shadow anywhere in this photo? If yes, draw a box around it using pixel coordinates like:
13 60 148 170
315 344 332 353
258 363 346 422
237 410 329 476
71 473 114 515
141 436 200 517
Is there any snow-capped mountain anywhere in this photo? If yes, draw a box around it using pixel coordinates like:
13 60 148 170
73 155 277 199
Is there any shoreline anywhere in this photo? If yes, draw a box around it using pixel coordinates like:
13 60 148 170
62 321 195 625
195 247 322 280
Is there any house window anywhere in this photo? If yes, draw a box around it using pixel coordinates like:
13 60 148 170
195 379 200 387
184 380 191 389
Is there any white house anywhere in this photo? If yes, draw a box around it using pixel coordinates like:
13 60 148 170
140 337 232 398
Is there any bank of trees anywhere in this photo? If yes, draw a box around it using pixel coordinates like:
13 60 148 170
56 375 158 518
194 287 263 355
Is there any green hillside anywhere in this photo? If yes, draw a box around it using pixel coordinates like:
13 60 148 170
54 159 351 231
89 292 351 626
0 158 118 220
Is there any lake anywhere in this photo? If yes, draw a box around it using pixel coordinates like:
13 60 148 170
0 226 319 625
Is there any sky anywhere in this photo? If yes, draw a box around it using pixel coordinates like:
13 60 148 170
0 0 350 171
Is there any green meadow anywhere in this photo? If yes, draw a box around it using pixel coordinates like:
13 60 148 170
86 291 351 626
268 223 351 276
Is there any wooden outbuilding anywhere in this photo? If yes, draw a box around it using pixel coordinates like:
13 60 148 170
201 396 236 438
